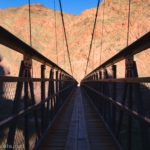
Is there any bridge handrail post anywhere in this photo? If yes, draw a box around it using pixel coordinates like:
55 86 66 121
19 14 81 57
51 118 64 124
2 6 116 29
103 69 108 122
55 70 59 111
6 61 25 150
41 64 46 133
111 65 117 133
59 72 62 105
50 68 55 119
131 60 149 150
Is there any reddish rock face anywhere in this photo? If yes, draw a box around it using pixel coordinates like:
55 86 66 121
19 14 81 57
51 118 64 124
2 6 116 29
0 1 149 81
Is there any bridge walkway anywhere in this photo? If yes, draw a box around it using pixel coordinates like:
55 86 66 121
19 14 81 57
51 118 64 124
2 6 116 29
39 87 118 150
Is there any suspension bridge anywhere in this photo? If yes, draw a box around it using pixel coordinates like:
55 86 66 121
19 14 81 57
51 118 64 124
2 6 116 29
0 0 150 150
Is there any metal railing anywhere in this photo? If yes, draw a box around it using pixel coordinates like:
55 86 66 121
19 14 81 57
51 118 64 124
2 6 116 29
0 26 77 150
81 32 150 150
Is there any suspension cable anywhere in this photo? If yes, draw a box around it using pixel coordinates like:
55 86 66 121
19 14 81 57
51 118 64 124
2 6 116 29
58 0 73 75
126 0 132 70
92 30 96 70
63 36 66 70
54 0 58 65
28 0 32 46
92 40 95 70
28 0 33 77
127 2 138 40
85 0 101 75
126 0 131 46
100 0 105 65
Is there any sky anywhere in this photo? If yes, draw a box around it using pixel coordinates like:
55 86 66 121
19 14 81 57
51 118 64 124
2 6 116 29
0 0 101 15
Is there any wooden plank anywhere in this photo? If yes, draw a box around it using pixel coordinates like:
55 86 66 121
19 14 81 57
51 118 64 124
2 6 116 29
82 89 120 150
65 88 90 150
40 87 120 150
39 89 76 150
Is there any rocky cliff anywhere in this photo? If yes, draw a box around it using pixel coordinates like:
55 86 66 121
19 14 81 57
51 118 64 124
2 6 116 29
0 0 149 81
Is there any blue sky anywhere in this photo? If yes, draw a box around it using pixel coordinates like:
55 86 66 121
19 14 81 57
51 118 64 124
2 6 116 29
0 0 101 15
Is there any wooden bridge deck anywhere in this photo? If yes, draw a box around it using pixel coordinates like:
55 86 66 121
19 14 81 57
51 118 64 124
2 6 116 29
39 87 118 150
